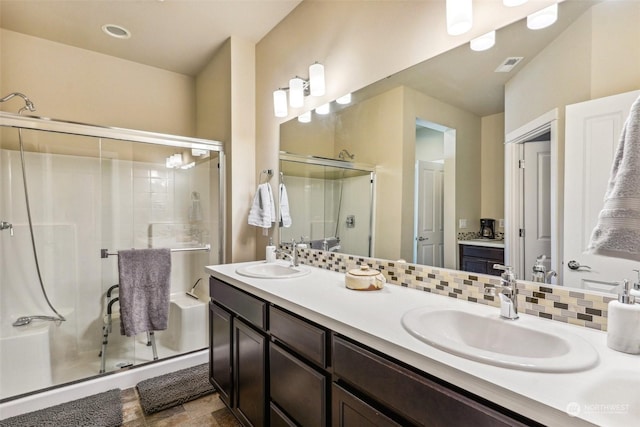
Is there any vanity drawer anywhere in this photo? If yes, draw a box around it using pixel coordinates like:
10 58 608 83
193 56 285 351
270 305 327 367
210 277 266 330
332 335 530 427
270 342 327 427
460 245 504 261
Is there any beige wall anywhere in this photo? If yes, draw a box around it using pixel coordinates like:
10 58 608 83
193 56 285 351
505 1 640 134
255 0 555 258
336 86 405 260
480 112 505 224
196 37 257 263
280 113 337 158
1 29 195 136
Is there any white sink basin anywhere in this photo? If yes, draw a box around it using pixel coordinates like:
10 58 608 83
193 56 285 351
401 307 598 372
236 262 311 279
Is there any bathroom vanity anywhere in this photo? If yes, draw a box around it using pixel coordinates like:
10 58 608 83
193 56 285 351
458 239 505 276
206 261 639 427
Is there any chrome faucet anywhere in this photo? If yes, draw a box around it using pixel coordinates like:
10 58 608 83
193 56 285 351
531 255 557 284
1 221 13 236
486 264 519 320
276 239 299 267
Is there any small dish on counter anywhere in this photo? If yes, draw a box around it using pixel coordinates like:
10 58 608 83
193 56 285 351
345 265 385 291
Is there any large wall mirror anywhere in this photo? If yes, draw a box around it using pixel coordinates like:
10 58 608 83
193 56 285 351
280 0 640 291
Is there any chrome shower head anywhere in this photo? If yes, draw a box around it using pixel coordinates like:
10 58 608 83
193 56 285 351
0 92 36 113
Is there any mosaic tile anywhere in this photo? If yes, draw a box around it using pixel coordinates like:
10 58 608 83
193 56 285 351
290 247 614 331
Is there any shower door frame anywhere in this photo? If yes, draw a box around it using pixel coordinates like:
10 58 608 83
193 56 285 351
279 151 376 256
0 111 226 264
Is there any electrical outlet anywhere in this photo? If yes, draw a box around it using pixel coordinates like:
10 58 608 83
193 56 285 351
459 219 467 229
499 218 505 228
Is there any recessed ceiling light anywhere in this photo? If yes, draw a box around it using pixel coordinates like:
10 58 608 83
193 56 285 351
102 24 131 39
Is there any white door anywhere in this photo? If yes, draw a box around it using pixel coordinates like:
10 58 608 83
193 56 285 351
563 90 640 293
522 140 552 281
415 160 444 266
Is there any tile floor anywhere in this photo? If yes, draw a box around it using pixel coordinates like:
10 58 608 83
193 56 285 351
121 387 241 426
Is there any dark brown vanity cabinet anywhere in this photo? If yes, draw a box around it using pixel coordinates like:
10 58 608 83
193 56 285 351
459 244 504 276
209 277 267 427
209 276 541 427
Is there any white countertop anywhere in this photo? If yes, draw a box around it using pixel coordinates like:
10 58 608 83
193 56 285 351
206 261 639 427
458 238 505 248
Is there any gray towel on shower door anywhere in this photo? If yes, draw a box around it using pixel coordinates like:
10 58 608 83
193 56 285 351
118 248 171 337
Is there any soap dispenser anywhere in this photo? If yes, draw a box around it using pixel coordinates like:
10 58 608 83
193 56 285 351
607 279 640 354
266 237 276 263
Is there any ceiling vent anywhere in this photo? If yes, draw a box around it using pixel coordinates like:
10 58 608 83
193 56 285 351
495 57 523 73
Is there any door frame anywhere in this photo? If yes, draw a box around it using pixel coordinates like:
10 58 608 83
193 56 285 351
504 109 559 282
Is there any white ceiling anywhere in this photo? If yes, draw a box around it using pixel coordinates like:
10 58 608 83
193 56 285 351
0 0 303 76
355 0 596 117
0 0 597 117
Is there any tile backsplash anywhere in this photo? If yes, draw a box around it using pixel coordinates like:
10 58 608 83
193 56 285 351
293 247 615 331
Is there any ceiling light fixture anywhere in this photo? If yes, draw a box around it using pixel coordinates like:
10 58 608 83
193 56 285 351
272 62 326 117
527 3 558 30
446 0 473 36
503 0 528 7
101 24 131 39
470 30 496 51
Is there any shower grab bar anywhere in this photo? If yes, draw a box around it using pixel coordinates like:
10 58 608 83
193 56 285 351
100 244 211 259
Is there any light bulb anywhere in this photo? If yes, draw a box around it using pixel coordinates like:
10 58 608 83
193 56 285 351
527 3 558 30
309 63 325 97
273 89 288 117
470 30 495 51
298 111 312 123
336 93 352 105
315 103 330 115
446 0 473 36
289 77 304 108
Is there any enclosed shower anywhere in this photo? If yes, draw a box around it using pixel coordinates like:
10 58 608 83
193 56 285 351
0 104 225 400
279 152 375 257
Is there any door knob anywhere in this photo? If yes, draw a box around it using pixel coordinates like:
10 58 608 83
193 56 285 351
568 260 591 271
416 236 429 241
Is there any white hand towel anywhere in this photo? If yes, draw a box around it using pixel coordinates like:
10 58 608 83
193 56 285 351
248 183 275 228
588 95 640 260
279 183 292 228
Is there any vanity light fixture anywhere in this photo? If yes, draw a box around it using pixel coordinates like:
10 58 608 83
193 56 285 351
272 62 326 117
316 103 330 115
470 30 495 51
527 3 558 30
446 0 473 36
336 93 352 105
503 0 528 7
298 111 312 123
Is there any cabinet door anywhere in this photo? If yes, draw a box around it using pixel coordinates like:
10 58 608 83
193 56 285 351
210 302 232 407
332 383 401 427
234 318 266 427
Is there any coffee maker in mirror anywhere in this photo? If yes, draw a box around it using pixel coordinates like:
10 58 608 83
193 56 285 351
480 218 495 239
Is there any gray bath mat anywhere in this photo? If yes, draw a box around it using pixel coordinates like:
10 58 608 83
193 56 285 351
136 363 215 414
0 388 122 427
